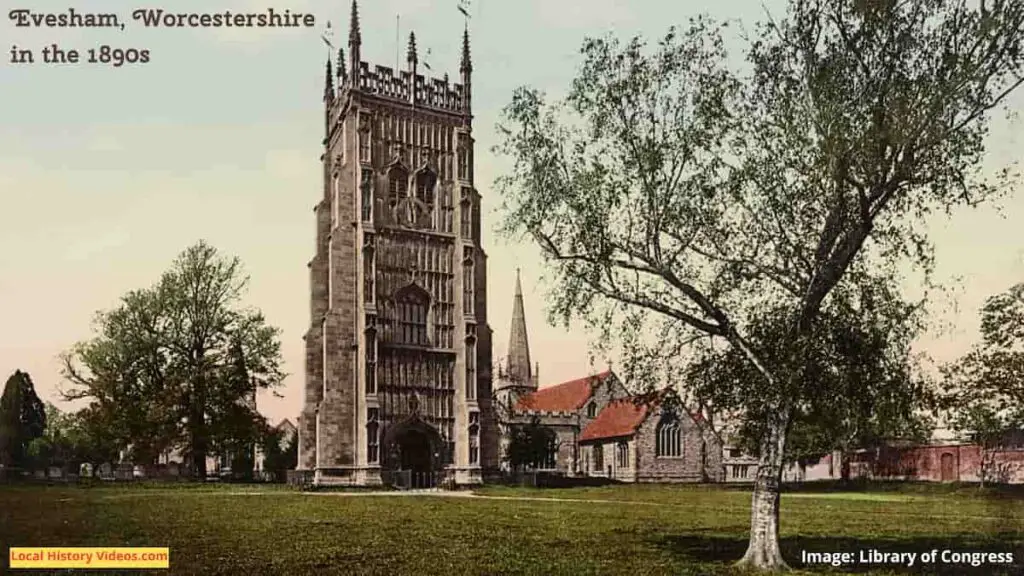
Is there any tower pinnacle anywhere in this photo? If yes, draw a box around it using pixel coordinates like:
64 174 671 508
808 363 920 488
348 0 361 84
460 26 472 73
506 269 532 387
407 31 418 65
324 58 334 103
349 0 360 44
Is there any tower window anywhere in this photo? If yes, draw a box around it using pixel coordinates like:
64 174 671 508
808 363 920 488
394 285 430 346
388 166 408 209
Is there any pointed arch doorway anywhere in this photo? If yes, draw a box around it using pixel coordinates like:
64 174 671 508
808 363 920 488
383 415 445 489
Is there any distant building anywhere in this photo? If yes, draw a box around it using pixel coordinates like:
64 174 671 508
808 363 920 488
492 272 723 483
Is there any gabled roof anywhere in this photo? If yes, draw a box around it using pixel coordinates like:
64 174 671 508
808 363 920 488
579 398 650 442
514 370 613 413
276 419 297 433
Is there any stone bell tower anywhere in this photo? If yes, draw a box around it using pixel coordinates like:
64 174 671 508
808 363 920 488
297 1 497 486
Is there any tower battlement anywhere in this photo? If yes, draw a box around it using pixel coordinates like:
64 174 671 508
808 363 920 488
350 63 467 114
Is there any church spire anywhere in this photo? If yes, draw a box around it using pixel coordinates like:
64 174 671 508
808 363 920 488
506 268 533 387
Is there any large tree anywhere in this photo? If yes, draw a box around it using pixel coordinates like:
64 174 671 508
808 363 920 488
495 0 1023 569
942 282 1024 485
687 281 936 473
62 241 285 479
0 370 47 471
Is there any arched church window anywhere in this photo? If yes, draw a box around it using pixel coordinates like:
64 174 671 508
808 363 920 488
587 402 597 419
617 442 628 468
655 416 682 458
394 285 430 346
388 166 408 209
592 444 603 471
415 169 436 206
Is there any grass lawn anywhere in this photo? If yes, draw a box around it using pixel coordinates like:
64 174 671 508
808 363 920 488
1 481 1022 575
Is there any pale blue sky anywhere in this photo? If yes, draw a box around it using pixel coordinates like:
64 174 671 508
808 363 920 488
1 0 1022 425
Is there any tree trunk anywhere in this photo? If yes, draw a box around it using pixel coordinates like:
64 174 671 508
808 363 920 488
735 405 792 571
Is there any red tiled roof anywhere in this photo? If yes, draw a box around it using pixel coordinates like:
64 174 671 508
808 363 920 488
514 370 613 412
580 398 650 442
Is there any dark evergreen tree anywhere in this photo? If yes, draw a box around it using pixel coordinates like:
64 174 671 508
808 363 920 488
0 370 47 470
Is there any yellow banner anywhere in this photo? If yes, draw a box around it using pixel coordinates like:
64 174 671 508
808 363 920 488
9 547 169 569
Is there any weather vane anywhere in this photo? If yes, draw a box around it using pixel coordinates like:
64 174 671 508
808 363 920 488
321 20 334 52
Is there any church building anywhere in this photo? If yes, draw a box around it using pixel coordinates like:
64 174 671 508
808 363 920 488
297 1 499 487
493 273 725 483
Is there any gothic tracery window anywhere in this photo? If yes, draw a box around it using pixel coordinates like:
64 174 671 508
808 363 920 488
388 166 408 210
656 416 682 458
394 285 430 346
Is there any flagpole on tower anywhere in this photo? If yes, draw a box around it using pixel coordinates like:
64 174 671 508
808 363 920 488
395 15 400 71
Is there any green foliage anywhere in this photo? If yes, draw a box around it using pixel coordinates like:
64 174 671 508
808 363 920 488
24 403 122 471
943 282 1024 449
0 370 47 469
61 241 285 477
495 1 1024 566
689 281 937 463
505 417 558 471
261 426 297 480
